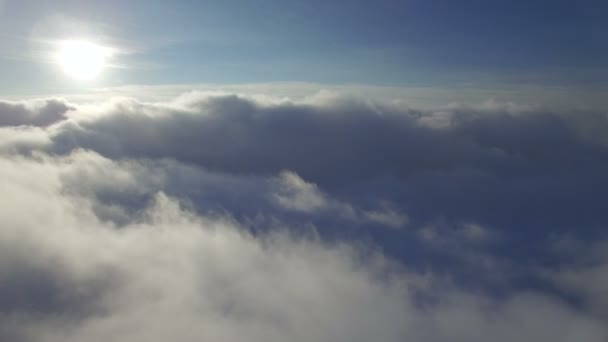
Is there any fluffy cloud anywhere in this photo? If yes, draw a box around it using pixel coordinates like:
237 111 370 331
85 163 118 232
31 93 608 246
1 91 608 341
0 99 73 127
0 151 606 342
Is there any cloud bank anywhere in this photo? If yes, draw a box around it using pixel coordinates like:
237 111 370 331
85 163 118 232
0 99 73 127
1 91 607 341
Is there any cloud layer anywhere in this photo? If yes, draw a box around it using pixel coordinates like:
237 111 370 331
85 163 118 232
0 99 73 127
1 91 608 341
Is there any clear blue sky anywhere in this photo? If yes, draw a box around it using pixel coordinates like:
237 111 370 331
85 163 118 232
1 0 606 94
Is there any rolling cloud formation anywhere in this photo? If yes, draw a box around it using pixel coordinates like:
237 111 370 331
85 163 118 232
1 92 607 341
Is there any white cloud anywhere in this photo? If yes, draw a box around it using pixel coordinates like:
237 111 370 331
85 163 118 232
546 239 608 321
364 208 409 229
272 171 328 212
0 99 73 127
1 91 608 341
0 151 606 342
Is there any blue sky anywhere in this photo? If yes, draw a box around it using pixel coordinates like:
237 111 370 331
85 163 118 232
1 0 607 94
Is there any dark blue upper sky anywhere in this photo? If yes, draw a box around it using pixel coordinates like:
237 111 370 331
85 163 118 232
0 0 606 93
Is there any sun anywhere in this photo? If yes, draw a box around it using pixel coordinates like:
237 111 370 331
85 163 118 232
56 40 109 80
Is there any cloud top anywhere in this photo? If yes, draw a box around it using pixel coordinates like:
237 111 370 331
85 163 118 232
1 91 607 341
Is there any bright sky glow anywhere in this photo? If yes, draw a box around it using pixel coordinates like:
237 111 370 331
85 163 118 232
56 40 108 80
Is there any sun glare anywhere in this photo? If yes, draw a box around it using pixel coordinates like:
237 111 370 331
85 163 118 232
57 40 109 80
